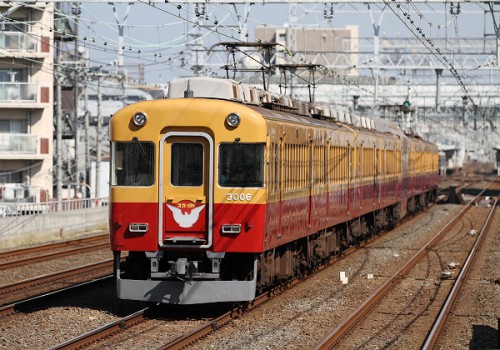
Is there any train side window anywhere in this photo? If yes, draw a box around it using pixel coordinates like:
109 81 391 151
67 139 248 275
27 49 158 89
274 143 279 190
219 143 265 188
111 141 154 187
171 143 203 186
285 144 290 191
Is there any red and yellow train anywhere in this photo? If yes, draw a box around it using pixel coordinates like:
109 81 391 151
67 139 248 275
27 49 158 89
109 77 439 304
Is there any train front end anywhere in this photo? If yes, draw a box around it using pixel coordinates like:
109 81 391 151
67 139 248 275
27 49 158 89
109 80 267 304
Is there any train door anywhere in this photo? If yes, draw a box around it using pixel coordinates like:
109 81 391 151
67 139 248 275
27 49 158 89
278 139 284 236
401 139 408 197
308 140 313 227
326 140 331 221
376 140 382 204
351 142 361 213
359 143 364 209
347 142 352 214
158 132 213 249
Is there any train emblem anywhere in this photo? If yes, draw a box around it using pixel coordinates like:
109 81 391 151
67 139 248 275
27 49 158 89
166 200 206 228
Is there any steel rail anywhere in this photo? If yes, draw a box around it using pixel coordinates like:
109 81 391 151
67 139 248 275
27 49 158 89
159 242 372 349
48 308 149 350
41 201 434 349
0 259 114 306
0 275 113 318
313 186 491 350
49 248 348 350
422 199 497 349
159 308 242 350
155 204 437 349
0 233 107 260
0 242 109 271
159 276 306 350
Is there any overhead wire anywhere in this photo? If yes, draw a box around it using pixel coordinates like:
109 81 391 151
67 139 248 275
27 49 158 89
1 14 192 86
12 3 201 78
2 2 497 182
382 0 476 108
7 1 492 108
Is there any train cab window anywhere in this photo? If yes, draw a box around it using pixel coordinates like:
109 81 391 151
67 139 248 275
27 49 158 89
111 141 154 186
219 143 264 187
171 143 203 187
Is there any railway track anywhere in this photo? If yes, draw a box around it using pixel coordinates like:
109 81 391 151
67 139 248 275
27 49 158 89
48 307 149 350
423 199 496 349
45 237 372 349
2 180 497 349
0 233 108 270
5 201 481 349
0 275 113 318
431 200 500 349
46 262 309 349
45 205 441 349
0 259 114 306
314 194 497 349
49 302 237 349
3 200 493 349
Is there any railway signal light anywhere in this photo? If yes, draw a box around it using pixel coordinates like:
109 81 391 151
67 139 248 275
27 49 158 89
401 100 411 114
353 95 359 110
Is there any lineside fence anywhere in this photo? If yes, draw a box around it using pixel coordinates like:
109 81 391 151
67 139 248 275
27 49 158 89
0 197 108 217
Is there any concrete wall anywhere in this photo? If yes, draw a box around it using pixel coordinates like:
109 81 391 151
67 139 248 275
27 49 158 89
0 207 108 250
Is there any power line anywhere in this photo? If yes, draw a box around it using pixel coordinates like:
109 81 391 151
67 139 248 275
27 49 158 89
383 0 476 107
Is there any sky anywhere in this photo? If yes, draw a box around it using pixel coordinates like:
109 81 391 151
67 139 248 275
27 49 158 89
73 2 494 85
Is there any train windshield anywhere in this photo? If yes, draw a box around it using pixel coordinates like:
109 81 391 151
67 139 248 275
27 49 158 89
111 141 154 186
219 143 264 187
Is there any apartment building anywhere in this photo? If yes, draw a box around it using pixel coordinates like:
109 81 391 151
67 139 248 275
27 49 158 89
254 25 359 75
0 2 53 203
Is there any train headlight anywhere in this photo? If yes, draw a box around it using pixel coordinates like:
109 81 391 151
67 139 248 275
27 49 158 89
222 224 241 234
226 113 240 128
132 112 147 126
129 223 149 233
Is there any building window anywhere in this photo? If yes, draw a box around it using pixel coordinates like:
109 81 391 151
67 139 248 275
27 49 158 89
0 21 27 32
0 120 26 133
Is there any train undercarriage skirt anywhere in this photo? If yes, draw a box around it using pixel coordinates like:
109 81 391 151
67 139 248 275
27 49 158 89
115 258 258 304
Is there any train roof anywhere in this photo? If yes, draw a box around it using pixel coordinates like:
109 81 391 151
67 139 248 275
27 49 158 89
167 77 407 139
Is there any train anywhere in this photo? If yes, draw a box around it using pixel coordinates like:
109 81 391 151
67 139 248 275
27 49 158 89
109 76 439 304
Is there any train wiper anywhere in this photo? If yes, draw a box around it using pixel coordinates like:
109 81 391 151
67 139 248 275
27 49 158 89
132 137 151 168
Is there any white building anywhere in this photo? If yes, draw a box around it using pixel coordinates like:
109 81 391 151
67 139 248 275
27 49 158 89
0 2 54 203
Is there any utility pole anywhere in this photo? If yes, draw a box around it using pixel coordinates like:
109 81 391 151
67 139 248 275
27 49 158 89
435 68 443 110
96 73 102 199
111 3 132 110
77 46 91 199
111 3 132 76
462 95 469 126
367 3 385 110
83 70 90 198
72 2 81 197
55 31 63 211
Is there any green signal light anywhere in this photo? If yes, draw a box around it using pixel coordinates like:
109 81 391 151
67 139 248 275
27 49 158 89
401 100 411 114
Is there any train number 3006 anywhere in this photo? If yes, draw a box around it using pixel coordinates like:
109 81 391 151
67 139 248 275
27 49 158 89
226 193 252 201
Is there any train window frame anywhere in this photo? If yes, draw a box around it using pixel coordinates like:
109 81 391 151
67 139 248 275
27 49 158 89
170 142 204 187
111 141 155 187
218 143 265 188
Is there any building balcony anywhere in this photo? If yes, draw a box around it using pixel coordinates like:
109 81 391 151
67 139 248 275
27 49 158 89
0 82 50 108
0 32 51 58
0 133 50 160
